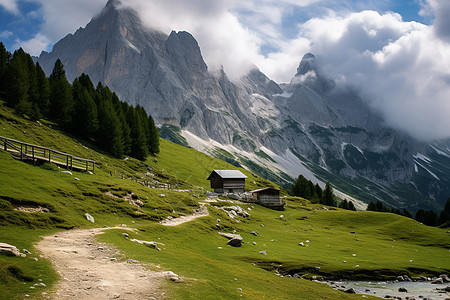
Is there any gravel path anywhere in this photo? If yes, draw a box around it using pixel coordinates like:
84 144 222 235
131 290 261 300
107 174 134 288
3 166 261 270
159 203 209 226
36 227 167 299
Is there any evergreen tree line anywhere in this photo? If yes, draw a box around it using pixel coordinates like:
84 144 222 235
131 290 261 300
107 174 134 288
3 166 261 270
291 175 356 210
0 44 159 159
367 198 450 227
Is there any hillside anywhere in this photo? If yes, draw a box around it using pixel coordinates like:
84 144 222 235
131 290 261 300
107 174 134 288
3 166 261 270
0 104 449 299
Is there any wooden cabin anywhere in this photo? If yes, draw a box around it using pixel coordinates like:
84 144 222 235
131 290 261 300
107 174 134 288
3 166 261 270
250 187 284 210
207 170 247 193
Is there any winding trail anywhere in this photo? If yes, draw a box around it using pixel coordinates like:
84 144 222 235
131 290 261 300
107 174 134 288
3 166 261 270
159 203 209 226
35 204 210 299
36 227 166 299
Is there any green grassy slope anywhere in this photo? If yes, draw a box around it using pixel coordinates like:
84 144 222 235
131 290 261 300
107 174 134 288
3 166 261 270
0 103 449 299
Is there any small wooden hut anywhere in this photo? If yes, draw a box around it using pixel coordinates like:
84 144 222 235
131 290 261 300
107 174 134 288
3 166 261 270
207 170 247 193
250 187 284 210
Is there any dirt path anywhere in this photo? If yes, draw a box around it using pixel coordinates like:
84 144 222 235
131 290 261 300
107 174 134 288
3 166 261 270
159 203 209 226
36 227 169 299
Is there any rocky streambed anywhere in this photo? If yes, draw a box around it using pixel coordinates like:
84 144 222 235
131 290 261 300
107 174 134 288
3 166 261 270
323 279 450 299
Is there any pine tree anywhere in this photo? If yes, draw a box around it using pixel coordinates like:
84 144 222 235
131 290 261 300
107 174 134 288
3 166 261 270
439 198 450 225
148 115 160 154
111 93 131 155
36 62 50 115
49 59 73 128
97 98 123 158
315 184 323 200
322 182 336 206
0 42 11 100
6 49 30 109
72 79 98 137
126 106 147 160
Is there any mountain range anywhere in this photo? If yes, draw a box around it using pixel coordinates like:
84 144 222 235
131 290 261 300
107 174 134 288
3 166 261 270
36 0 450 212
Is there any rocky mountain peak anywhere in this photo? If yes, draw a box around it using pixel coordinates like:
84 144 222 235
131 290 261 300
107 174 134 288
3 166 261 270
296 53 316 76
166 31 208 76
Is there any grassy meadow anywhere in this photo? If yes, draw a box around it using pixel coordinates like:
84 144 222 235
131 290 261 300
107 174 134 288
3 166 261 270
0 103 449 299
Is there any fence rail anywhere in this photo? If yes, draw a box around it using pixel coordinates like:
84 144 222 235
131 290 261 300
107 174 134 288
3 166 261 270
1 135 96 172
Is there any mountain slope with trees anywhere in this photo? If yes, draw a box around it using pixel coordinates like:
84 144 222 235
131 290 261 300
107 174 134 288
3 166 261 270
0 43 159 160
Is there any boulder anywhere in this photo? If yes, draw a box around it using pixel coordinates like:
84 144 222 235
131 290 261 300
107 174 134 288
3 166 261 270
84 213 95 223
227 238 242 247
0 243 25 257
344 288 356 294
250 231 259 236
439 274 450 283
432 278 444 284
398 287 408 292
218 232 242 240
259 251 267 255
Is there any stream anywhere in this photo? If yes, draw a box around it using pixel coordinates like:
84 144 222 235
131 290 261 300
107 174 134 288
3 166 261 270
324 280 449 299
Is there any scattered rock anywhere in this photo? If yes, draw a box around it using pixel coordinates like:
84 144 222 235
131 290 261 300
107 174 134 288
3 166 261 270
250 231 259 236
218 232 242 240
74 177 80 181
122 233 130 239
440 274 450 283
261 224 264 227
227 238 242 247
298 242 305 247
60 171 72 175
259 251 267 255
0 243 26 257
159 194 165 198
135 200 144 207
399 287 408 292
432 278 444 284
252 242 257 245
84 213 95 223
436 286 450 293
23 249 31 254
344 288 356 294
163 271 182 283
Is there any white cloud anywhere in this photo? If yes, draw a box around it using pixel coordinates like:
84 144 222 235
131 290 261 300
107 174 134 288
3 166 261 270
0 30 13 39
271 9 450 141
0 0 20 15
14 33 50 56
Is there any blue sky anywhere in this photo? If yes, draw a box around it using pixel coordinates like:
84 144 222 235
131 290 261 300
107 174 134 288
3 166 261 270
1 0 449 141
0 0 430 56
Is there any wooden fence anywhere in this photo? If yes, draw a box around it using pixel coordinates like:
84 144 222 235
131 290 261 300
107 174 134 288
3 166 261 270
1 135 96 172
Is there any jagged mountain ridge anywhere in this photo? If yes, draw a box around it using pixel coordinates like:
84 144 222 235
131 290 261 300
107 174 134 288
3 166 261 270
36 0 450 211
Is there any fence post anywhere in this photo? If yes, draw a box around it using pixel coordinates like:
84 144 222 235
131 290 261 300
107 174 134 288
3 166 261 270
66 155 69 169
48 150 51 162
32 146 35 165
20 144 23 160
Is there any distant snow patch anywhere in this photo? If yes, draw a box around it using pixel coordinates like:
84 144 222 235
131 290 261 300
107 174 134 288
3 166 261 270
413 159 440 180
273 92 293 98
430 145 450 158
413 153 432 164
126 40 140 53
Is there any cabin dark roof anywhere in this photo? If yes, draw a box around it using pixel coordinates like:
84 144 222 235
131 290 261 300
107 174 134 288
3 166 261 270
207 170 248 180
250 187 280 193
